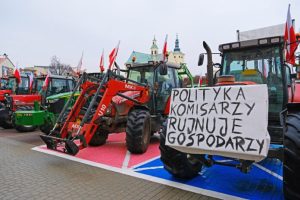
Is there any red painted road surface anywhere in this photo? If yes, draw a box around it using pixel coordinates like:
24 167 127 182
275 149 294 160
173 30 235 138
40 132 160 168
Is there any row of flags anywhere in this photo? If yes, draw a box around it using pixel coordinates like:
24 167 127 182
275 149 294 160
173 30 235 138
76 36 168 74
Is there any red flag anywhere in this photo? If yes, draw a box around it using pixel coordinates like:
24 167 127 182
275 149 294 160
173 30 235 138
108 41 120 70
99 50 105 72
284 4 298 65
162 35 168 62
42 70 51 90
14 66 21 84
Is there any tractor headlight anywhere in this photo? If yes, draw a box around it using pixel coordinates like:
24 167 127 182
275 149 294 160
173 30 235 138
47 99 59 104
105 106 112 116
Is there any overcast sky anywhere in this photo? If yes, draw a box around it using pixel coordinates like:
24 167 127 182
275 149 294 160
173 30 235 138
1 0 299 75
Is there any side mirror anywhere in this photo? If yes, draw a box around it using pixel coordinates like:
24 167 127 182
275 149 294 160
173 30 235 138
159 63 168 75
198 54 204 66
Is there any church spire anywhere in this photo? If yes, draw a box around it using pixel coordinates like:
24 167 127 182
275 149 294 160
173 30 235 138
151 36 158 55
174 34 181 52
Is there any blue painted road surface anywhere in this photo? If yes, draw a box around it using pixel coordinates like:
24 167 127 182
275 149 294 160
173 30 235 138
133 156 283 200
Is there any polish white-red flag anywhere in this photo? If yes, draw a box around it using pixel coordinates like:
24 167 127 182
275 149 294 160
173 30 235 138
29 72 34 90
162 35 168 62
14 66 21 84
99 50 105 72
284 4 298 65
108 41 120 70
77 52 83 73
42 69 51 90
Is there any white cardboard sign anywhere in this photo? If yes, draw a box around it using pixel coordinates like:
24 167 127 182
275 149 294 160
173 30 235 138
166 85 270 162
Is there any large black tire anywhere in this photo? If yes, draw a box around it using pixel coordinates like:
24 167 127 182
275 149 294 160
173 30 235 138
14 106 37 132
126 109 151 154
159 121 203 179
283 112 300 199
0 104 13 129
89 129 109 146
1 119 13 129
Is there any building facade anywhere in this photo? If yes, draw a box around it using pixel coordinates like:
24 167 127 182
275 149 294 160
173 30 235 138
0 54 15 77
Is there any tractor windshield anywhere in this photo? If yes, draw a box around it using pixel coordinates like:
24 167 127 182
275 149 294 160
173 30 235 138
36 78 45 92
47 78 73 96
128 66 154 87
18 77 30 94
221 46 284 121
0 79 9 89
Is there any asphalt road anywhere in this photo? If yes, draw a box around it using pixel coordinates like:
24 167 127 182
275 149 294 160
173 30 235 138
0 128 216 200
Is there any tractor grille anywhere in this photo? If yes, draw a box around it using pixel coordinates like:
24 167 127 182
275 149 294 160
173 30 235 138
48 98 65 114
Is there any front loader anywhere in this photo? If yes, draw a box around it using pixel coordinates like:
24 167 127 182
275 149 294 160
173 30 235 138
40 60 190 155
40 69 149 155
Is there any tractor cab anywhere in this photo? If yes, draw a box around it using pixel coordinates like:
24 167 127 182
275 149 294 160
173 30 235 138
34 74 75 104
127 62 182 114
8 74 31 95
200 37 290 144
0 77 9 89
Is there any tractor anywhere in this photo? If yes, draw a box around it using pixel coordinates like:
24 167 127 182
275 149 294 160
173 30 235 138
1 74 75 132
0 77 12 101
0 74 34 128
14 74 98 134
40 61 192 155
160 35 300 199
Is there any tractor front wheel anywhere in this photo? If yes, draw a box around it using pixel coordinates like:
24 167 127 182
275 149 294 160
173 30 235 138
126 109 151 154
283 112 300 199
15 106 37 132
159 120 203 179
89 129 109 146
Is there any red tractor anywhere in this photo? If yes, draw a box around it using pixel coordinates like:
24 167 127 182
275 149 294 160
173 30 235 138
0 77 13 101
0 74 75 131
0 74 34 128
41 61 186 155
160 35 300 199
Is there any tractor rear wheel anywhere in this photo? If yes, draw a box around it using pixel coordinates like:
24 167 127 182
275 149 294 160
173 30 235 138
159 120 203 179
126 109 151 154
89 129 109 146
15 106 37 132
283 112 300 199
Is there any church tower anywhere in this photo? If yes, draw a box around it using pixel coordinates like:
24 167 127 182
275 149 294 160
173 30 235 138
169 34 185 64
150 36 159 56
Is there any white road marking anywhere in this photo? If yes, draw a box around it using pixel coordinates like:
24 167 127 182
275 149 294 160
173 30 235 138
122 150 131 169
133 166 164 172
253 163 283 180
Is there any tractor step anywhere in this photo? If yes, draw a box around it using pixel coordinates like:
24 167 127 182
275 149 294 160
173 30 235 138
40 134 79 156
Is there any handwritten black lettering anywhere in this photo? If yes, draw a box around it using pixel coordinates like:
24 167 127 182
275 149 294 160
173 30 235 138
236 87 246 100
245 103 255 116
232 118 242 134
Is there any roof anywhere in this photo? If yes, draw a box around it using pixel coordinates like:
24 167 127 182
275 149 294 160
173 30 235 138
0 57 6 65
151 43 158 49
125 51 162 64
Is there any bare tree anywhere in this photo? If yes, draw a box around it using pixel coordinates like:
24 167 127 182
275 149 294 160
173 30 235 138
50 56 75 75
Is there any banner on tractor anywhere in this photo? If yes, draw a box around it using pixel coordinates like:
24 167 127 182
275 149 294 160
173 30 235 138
166 85 270 162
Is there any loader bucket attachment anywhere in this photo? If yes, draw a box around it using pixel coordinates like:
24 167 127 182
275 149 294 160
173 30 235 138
40 134 79 156
65 140 79 155
40 134 58 150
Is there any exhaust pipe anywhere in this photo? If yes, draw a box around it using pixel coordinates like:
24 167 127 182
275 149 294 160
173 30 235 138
203 41 214 87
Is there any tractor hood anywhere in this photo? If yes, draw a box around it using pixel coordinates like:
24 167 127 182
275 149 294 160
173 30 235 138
46 91 80 101
10 94 41 105
0 90 12 101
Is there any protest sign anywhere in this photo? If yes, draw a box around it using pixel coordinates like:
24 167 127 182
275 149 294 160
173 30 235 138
166 85 270 162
